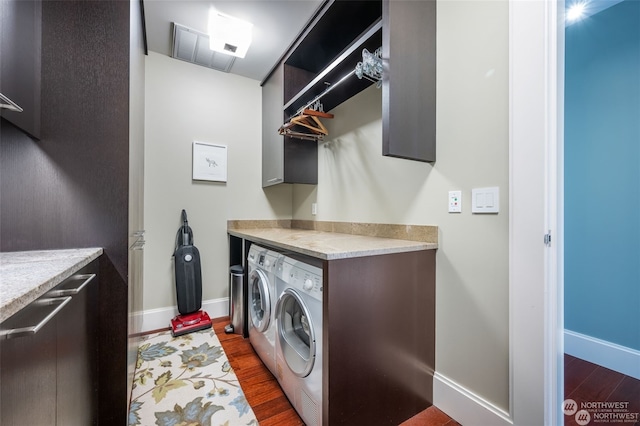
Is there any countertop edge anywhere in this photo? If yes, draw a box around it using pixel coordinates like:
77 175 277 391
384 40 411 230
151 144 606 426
228 229 437 260
1 248 103 323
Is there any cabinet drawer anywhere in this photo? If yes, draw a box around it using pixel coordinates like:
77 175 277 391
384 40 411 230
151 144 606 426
0 296 71 339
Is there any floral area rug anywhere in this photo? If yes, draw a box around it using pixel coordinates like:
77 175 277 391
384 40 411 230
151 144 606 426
128 328 258 426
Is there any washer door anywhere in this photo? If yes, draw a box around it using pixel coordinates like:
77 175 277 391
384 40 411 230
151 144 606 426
249 269 271 332
276 288 315 377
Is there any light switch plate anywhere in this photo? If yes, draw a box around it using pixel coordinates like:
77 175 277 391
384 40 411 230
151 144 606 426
448 190 462 213
472 187 499 213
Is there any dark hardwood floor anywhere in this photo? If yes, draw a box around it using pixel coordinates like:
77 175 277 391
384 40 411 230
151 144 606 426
564 354 640 426
212 316 458 425
212 322 640 425
212 317 304 425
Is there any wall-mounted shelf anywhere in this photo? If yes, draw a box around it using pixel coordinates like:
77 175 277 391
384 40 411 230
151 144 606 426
283 19 382 120
260 0 435 187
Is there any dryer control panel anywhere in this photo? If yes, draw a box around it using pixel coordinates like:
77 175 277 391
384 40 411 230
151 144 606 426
279 259 323 302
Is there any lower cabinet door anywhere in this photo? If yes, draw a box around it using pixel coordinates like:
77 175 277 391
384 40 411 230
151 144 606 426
56 277 98 425
0 260 99 426
0 310 58 426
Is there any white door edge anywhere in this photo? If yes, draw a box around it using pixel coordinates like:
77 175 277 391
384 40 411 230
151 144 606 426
509 0 563 424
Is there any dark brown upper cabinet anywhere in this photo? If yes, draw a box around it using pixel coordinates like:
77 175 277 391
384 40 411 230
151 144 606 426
260 0 436 187
383 0 436 162
0 0 42 140
282 0 382 119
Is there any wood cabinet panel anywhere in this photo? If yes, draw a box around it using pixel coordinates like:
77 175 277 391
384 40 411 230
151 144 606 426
324 250 435 425
0 0 42 139
0 259 99 426
55 261 99 425
382 0 436 162
0 315 57 426
262 62 318 186
262 62 286 186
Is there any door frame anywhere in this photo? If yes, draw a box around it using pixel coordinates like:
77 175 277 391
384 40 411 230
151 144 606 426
509 0 564 424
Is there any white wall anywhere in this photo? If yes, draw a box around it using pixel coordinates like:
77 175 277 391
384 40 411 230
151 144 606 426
143 52 292 313
293 0 510 415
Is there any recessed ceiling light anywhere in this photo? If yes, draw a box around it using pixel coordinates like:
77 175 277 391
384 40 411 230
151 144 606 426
208 10 253 59
567 1 588 22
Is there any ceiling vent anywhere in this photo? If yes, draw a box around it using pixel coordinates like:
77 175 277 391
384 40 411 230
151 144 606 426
171 23 235 72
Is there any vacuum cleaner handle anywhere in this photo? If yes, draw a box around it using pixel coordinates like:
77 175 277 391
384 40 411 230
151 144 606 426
174 209 194 255
181 209 191 246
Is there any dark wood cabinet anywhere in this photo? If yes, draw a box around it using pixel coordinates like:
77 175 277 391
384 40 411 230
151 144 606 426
0 259 99 426
382 0 436 162
0 0 42 139
260 0 436 185
324 250 435 425
262 62 286 186
54 261 99 425
262 62 319 186
0 305 57 426
228 234 435 425
0 1 131 422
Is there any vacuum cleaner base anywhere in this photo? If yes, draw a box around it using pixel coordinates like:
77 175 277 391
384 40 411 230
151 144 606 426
170 310 212 337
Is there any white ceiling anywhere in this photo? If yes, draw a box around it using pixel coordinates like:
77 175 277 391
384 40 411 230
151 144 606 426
143 0 323 82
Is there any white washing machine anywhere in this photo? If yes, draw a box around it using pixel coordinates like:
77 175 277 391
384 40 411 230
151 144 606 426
247 244 280 376
275 255 323 426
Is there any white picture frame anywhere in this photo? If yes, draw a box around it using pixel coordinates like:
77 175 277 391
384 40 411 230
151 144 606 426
192 141 227 182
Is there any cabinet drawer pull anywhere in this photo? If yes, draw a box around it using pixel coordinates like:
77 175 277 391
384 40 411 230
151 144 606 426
0 92 23 112
0 297 72 339
46 273 96 297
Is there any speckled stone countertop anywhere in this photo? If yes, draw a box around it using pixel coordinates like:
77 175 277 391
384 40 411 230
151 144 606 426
228 220 438 260
0 248 103 323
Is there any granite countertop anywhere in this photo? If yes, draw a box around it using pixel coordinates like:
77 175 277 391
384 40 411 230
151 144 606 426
0 248 103 323
228 227 437 260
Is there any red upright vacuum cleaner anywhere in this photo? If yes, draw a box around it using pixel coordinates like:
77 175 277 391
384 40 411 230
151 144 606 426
170 209 212 337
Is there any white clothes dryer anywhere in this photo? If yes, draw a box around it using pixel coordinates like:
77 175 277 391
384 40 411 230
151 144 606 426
275 255 323 426
247 244 280 376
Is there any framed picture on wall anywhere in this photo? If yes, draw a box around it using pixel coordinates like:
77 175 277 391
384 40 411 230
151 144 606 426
192 141 227 182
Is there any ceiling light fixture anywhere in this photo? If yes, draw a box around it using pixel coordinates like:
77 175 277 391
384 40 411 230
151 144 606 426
566 1 588 22
208 10 253 59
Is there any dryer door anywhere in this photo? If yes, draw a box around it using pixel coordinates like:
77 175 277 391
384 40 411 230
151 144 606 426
249 269 271 332
276 288 315 377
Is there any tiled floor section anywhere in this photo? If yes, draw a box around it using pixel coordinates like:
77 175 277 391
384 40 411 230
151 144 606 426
564 354 640 426
213 316 460 425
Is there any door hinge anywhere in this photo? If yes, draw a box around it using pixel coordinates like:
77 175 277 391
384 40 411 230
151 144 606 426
544 231 552 247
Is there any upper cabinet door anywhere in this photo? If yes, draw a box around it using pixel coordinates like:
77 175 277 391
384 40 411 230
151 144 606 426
262 62 286 187
0 0 42 140
382 0 436 162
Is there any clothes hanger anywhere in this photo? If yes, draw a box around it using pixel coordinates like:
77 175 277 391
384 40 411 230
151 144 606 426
277 104 334 141
291 114 327 135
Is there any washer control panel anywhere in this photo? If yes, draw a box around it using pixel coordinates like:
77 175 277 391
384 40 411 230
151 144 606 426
248 244 279 275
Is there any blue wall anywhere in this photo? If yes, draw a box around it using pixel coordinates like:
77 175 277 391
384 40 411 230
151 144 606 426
565 0 640 351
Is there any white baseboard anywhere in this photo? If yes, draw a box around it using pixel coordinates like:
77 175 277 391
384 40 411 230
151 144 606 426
132 297 230 333
564 329 640 380
433 372 513 426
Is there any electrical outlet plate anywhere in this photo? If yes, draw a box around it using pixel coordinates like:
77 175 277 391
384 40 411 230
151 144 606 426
311 203 317 215
448 190 462 213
